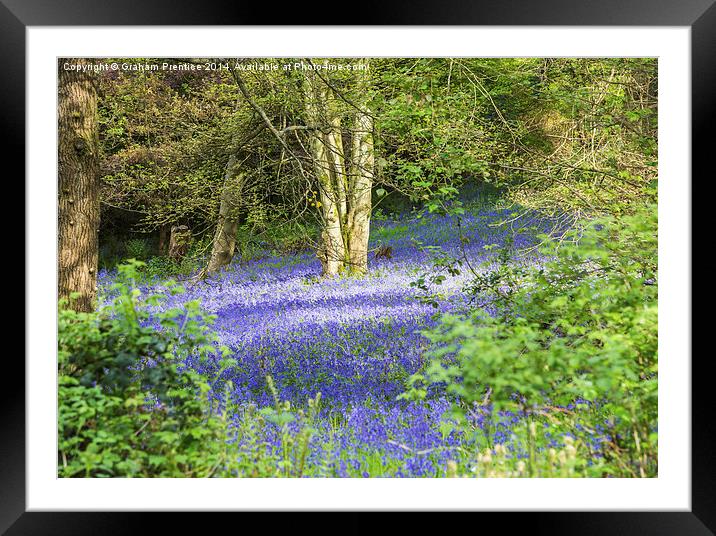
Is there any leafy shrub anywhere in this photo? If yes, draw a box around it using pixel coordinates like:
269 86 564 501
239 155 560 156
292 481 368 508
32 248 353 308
446 434 589 478
143 255 180 280
125 237 152 260
59 260 327 477
58 260 238 477
98 234 126 270
236 220 318 261
403 204 658 477
258 376 323 477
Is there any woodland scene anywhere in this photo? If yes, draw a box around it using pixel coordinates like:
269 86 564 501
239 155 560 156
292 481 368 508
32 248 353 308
58 57 658 478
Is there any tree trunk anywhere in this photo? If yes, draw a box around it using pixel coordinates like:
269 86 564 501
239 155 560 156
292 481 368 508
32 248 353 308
304 74 346 277
207 151 246 275
158 224 170 255
168 225 192 261
348 74 374 275
314 132 345 277
304 63 375 277
348 59 374 274
58 59 100 313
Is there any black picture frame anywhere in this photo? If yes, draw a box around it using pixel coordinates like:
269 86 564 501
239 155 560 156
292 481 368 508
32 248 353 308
7 1 707 533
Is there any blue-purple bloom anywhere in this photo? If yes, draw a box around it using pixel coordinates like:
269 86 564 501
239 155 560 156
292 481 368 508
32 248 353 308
98 206 598 476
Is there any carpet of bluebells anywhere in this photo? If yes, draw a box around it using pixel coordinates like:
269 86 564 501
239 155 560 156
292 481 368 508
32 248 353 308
99 203 589 477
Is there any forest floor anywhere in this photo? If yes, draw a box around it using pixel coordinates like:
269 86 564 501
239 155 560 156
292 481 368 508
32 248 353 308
99 199 602 477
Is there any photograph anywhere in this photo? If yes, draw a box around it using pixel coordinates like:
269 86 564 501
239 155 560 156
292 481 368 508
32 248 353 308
57 56 659 479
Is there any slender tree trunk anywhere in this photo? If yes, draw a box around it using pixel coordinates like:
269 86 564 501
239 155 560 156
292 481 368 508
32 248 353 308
348 78 374 274
203 120 268 278
325 117 348 223
207 151 246 275
305 74 345 276
58 59 100 312
314 133 345 277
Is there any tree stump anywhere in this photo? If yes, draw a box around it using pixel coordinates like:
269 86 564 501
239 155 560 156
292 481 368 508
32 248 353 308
374 245 393 259
168 225 192 261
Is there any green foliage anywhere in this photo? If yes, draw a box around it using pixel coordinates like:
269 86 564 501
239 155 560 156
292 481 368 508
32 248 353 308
58 260 237 477
446 432 591 478
403 204 658 477
59 261 325 477
373 59 499 204
235 220 319 261
98 58 656 265
98 62 240 235
260 376 322 477
141 255 182 279
124 237 151 260
373 58 657 217
506 58 658 215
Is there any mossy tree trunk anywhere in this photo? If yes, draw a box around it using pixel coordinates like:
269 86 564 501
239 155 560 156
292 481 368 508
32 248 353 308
58 58 100 312
305 75 347 277
207 149 246 275
348 59 374 274
304 60 375 277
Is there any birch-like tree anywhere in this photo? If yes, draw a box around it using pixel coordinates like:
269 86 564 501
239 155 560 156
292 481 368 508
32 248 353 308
304 59 374 276
201 60 375 278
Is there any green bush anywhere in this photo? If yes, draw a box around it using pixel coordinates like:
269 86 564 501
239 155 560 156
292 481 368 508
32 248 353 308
59 260 324 477
58 260 238 477
404 204 658 477
125 237 152 260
